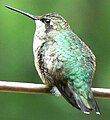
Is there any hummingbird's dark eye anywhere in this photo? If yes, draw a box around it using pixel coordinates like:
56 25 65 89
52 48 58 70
41 18 50 24
44 19 50 24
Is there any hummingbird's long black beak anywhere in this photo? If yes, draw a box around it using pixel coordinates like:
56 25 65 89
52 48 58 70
5 5 37 20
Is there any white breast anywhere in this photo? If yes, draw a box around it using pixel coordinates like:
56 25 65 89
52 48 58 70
33 20 46 83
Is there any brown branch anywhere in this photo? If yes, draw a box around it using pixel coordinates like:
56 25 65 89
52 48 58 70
0 81 109 99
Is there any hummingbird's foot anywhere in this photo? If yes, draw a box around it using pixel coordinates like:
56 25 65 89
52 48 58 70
50 86 61 96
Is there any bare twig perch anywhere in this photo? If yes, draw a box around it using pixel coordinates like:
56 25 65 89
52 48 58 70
0 80 110 99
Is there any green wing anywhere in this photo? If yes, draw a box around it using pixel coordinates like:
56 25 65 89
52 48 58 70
53 31 100 114
41 30 100 114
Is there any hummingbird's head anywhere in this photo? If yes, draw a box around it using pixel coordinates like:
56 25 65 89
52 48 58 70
5 5 70 35
36 13 70 34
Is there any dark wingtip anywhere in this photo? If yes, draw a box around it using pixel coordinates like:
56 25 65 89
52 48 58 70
55 83 80 110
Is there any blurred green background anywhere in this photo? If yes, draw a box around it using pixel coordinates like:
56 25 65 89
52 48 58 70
0 0 110 120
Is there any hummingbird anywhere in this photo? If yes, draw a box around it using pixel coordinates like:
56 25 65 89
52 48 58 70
5 5 100 114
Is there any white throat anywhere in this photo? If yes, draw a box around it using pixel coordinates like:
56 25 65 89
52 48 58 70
33 20 46 54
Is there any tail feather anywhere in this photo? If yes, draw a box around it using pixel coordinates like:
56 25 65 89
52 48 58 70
55 82 100 114
91 97 100 115
73 90 100 114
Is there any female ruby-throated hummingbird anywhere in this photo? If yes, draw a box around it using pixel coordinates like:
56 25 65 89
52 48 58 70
6 5 100 114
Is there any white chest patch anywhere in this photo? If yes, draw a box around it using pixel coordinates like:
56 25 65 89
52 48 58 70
32 20 47 83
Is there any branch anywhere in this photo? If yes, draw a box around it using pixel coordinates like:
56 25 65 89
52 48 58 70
0 81 109 99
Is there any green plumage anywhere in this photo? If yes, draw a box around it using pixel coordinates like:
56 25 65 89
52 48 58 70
33 13 100 114
39 30 99 114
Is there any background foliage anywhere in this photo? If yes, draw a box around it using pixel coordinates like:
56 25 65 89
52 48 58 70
0 0 110 120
